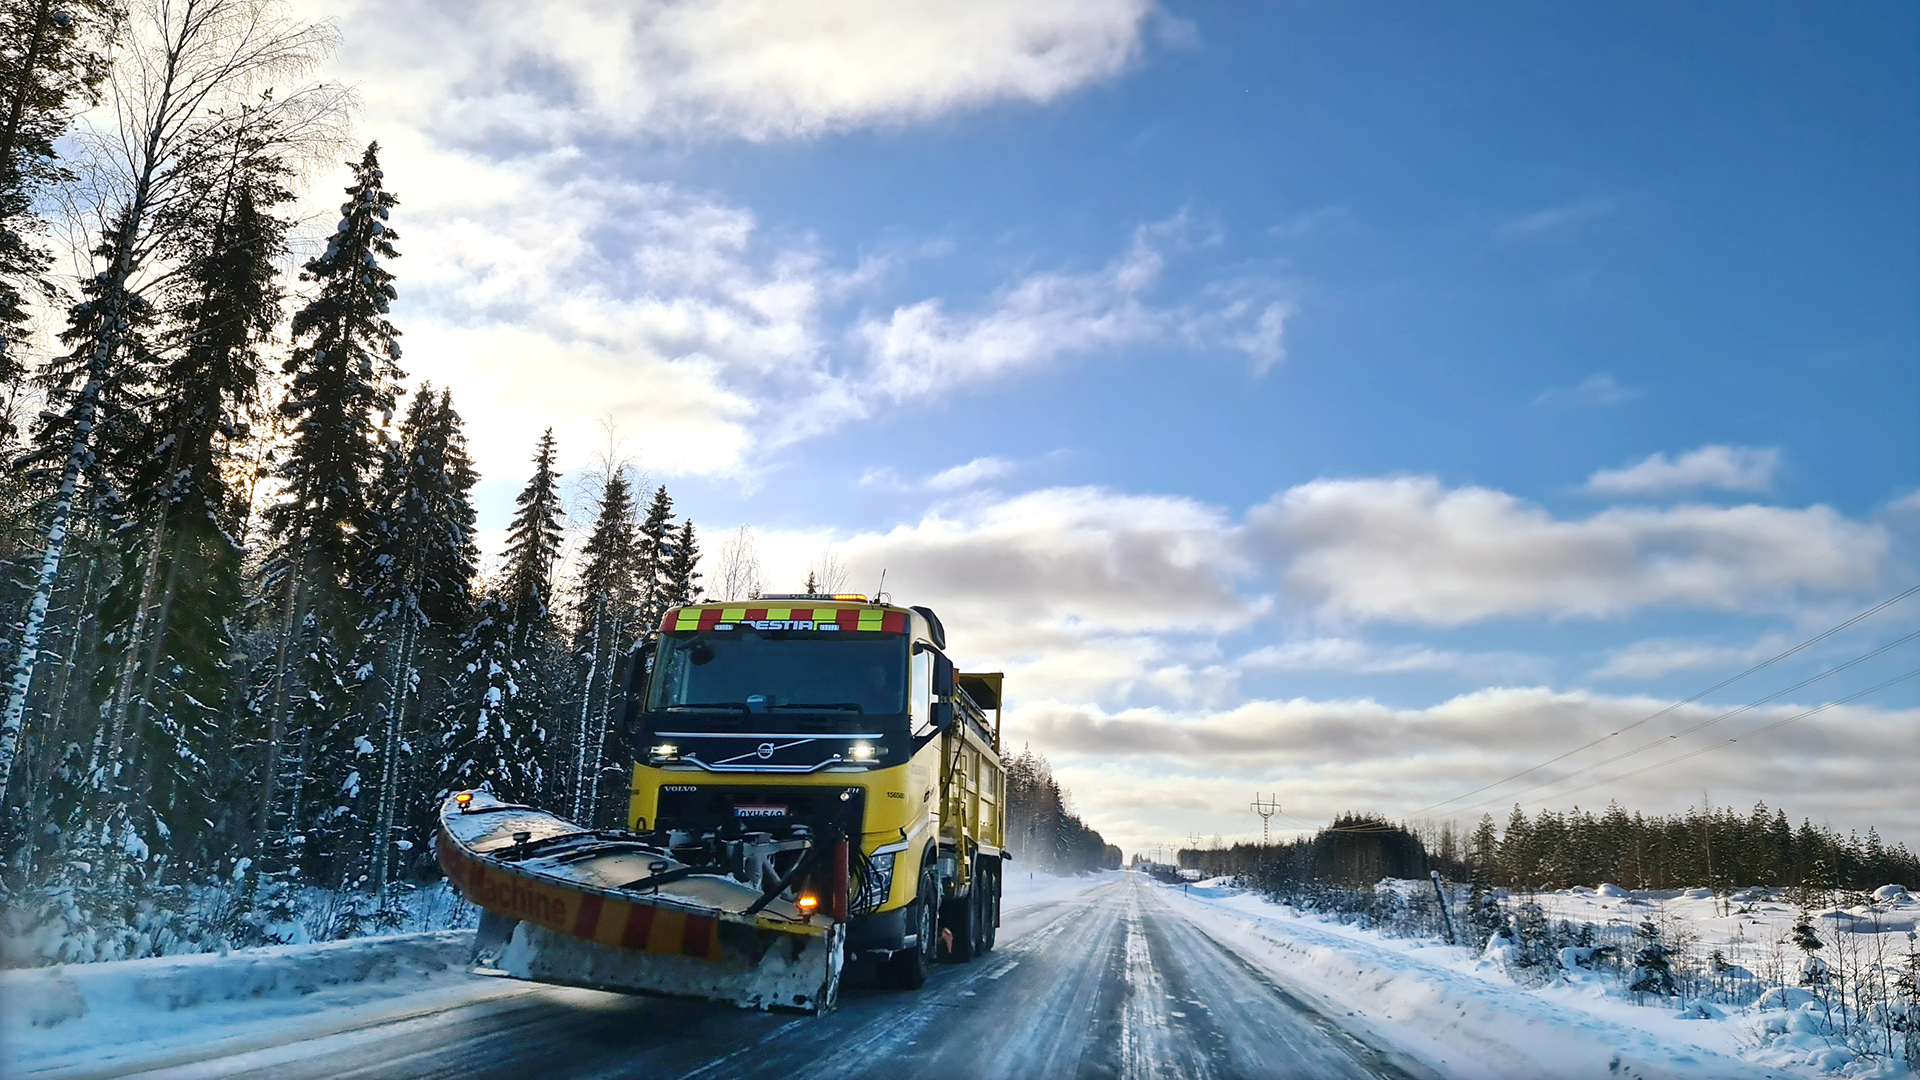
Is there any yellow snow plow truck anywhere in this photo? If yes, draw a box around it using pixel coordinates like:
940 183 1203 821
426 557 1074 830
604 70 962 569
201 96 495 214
436 597 1007 1014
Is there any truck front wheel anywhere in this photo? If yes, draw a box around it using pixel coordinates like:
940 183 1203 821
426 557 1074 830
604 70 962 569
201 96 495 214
881 864 938 990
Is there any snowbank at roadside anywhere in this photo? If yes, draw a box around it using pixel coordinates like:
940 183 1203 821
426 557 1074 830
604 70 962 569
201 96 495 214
1001 865 1115 911
1167 882 1851 1080
0 930 519 1077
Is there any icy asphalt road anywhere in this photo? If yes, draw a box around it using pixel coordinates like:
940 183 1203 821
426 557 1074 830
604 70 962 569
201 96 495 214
70 874 1430 1080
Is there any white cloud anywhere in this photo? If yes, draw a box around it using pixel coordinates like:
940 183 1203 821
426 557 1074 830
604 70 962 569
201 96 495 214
1224 298 1289 376
311 0 1155 144
259 3 1293 486
924 456 1019 492
1267 204 1350 240
860 456 1019 493
1588 635 1793 681
857 218 1291 398
1531 372 1638 407
368 146 1284 482
1238 637 1542 680
855 223 1161 401
1498 196 1617 238
1011 689 1920 854
1586 445 1781 496
1252 476 1887 625
738 486 1263 706
702 479 1906 854
757 485 1260 639
382 153 838 479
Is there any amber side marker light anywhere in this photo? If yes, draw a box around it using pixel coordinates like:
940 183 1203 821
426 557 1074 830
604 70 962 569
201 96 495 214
455 792 474 812
797 894 819 914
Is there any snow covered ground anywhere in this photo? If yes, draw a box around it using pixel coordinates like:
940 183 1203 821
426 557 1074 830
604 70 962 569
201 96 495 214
13 867 1903 1080
1000 864 1115 912
0 930 521 1078
2 868 1115 1078
1169 877 1919 1080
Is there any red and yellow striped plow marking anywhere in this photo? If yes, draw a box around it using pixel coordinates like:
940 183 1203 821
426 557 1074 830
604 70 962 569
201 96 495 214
662 606 907 634
435 827 817 962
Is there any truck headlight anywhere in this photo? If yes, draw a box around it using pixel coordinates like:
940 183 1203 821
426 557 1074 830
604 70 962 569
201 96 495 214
856 850 895 913
651 743 678 759
849 741 875 760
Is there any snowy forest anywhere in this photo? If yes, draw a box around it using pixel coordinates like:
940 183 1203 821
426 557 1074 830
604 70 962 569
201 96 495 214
1003 746 1122 874
1178 802 1920 894
0 0 712 959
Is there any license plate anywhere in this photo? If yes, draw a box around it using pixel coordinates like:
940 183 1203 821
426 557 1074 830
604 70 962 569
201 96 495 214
733 804 788 819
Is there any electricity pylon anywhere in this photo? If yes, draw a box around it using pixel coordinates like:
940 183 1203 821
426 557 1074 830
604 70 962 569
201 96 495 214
1251 793 1280 845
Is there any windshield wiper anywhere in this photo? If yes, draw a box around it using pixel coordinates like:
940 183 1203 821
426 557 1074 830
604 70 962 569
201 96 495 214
767 702 865 712
661 702 751 712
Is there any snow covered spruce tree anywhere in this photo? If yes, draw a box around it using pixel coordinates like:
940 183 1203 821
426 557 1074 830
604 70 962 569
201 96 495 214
436 594 545 807
662 519 701 607
255 142 402 892
354 386 476 901
633 484 675 629
437 431 562 810
566 467 638 822
92 119 297 881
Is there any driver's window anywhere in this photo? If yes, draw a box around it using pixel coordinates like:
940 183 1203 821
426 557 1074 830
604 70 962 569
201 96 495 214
911 647 933 735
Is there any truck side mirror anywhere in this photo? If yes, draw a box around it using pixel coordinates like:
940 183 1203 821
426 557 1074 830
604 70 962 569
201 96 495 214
930 653 957 731
616 637 657 759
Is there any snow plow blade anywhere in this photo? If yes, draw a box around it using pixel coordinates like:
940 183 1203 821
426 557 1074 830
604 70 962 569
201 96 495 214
435 791 845 1014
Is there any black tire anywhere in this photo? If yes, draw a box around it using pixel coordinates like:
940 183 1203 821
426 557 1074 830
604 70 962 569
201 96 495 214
993 860 1003 928
971 863 990 955
981 859 999 952
943 864 977 963
881 864 938 990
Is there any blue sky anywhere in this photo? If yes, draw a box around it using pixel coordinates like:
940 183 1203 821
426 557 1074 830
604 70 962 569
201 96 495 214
310 0 1918 853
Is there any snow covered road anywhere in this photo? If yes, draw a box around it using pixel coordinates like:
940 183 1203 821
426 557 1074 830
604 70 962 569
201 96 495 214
12 872 1425 1080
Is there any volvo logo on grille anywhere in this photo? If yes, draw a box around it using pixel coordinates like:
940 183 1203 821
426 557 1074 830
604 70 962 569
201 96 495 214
756 742 775 759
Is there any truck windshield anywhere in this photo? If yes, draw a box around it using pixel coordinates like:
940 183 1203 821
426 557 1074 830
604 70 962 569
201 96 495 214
645 630 908 725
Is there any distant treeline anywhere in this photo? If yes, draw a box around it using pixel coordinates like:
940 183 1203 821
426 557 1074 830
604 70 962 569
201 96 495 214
1005 747 1122 874
1179 803 1919 893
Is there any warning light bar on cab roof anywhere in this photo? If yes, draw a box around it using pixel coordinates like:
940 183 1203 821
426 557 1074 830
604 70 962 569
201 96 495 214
663 605 907 634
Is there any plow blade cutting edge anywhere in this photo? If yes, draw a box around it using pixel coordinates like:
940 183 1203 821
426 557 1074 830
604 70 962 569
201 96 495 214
435 791 845 1013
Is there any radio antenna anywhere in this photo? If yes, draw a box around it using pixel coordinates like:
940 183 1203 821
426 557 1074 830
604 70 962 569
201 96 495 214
874 568 888 603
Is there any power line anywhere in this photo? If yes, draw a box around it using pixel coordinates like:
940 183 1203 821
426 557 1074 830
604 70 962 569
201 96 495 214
1446 629 1920 817
1529 668 1920 807
1408 584 1920 817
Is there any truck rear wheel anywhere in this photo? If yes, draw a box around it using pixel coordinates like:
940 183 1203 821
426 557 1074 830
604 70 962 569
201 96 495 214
881 865 938 990
980 859 999 953
942 872 977 963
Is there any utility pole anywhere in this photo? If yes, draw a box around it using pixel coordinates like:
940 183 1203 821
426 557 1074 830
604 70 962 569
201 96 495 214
1252 793 1280 845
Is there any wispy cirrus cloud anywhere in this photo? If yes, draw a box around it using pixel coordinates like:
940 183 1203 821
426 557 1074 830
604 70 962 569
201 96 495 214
1531 372 1639 408
1588 634 1794 681
1585 445 1781 496
1497 195 1617 239
860 456 1022 493
855 217 1292 400
1238 637 1543 681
